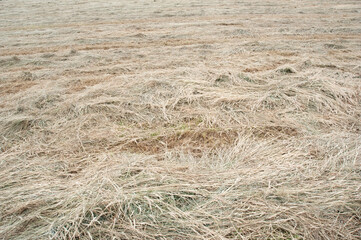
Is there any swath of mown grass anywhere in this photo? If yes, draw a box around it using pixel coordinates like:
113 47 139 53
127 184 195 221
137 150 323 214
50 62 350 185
1 133 359 239
1 65 360 239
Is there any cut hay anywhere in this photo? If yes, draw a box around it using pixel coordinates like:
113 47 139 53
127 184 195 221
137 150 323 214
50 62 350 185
0 0 360 239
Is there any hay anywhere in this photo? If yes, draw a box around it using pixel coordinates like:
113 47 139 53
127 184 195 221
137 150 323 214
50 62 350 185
1 0 360 239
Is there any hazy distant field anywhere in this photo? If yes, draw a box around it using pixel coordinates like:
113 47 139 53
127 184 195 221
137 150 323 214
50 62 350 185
1 0 360 239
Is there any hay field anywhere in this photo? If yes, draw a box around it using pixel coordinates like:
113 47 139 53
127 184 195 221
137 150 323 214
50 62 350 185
1 0 361 239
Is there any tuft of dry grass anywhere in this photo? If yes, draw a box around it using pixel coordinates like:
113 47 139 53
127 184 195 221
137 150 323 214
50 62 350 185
1 0 361 239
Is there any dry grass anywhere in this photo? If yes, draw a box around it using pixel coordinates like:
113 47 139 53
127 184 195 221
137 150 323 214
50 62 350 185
1 0 361 239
